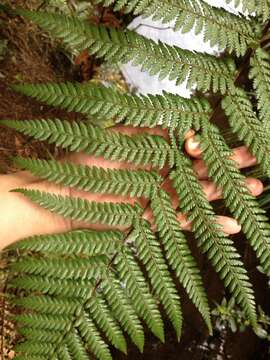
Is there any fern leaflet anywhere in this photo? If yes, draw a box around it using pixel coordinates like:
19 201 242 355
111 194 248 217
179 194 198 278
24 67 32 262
12 82 211 130
94 0 258 56
16 9 236 94
2 119 172 169
222 88 270 179
14 156 161 198
151 189 212 332
171 151 257 327
201 123 270 276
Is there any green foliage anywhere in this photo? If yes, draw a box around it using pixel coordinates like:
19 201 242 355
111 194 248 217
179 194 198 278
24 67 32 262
2 118 172 168
12 188 139 227
15 8 236 94
13 157 161 198
222 89 270 179
150 189 212 333
201 123 270 277
12 82 211 130
95 0 259 56
2 2 270 359
249 48 270 124
171 151 257 328
132 219 183 339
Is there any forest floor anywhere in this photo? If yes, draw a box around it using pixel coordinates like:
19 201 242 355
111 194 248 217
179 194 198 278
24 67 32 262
0 1 270 359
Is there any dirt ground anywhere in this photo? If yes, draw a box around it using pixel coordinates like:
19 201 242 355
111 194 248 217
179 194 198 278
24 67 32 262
0 1 270 359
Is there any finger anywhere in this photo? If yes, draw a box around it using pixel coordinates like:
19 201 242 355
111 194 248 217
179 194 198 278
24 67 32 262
177 213 241 235
201 177 264 200
0 171 38 192
192 147 257 180
185 134 202 158
186 133 257 167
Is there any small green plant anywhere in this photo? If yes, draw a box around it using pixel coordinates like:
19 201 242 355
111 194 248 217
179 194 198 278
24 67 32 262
1 1 270 359
212 298 270 339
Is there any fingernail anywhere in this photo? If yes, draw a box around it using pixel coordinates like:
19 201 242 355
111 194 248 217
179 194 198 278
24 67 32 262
218 216 241 235
188 137 200 151
245 178 264 196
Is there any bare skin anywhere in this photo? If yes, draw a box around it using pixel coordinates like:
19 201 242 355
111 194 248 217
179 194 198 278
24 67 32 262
0 128 263 251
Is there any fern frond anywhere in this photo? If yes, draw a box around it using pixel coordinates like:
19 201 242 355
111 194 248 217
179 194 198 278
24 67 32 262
132 219 182 339
12 82 211 130
9 276 92 298
94 0 258 56
201 123 270 276
78 312 112 360
222 89 270 179
19 327 61 343
13 313 71 331
65 330 89 360
101 278 145 352
12 188 139 226
14 356 48 360
57 344 73 360
14 296 80 315
151 189 212 332
255 0 270 22
84 294 127 354
2 119 172 168
15 342 56 356
8 229 123 257
207 0 269 22
10 255 108 280
114 247 165 342
17 9 236 94
249 48 270 124
14 157 161 198
171 151 257 327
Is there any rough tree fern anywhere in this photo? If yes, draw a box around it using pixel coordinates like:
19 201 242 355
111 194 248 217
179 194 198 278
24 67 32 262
1 1 270 359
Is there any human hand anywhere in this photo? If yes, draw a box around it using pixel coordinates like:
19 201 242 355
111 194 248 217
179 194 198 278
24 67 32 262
0 127 263 251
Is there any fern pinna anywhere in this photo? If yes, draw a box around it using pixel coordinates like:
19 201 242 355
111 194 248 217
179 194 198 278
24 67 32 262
2 2 270 359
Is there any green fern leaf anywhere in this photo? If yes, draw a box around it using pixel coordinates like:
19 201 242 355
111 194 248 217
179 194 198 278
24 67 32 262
9 276 92 299
8 229 123 257
65 329 90 360
114 247 165 342
132 219 183 339
222 88 270 179
57 344 74 360
201 123 270 276
78 312 112 360
151 189 212 332
94 0 258 56
15 342 56 356
171 151 257 327
13 313 71 332
84 294 127 354
2 119 172 168
224 0 256 12
16 9 236 94
14 157 161 198
11 188 139 227
249 48 270 124
229 0 270 22
12 82 211 130
101 278 145 352
14 296 80 315
10 255 108 280
14 356 48 360
19 327 61 343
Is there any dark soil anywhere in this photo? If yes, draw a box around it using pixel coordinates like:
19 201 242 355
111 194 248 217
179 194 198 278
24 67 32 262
0 2 269 359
